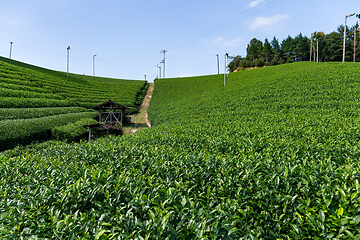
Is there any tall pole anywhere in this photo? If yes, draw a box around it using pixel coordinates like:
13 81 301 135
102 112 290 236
93 55 97 76
316 39 319 63
226 54 229 78
354 27 357 63
67 46 71 77
310 32 315 62
356 17 360 62
9 42 13 59
343 16 347 63
160 60 164 78
159 66 161 79
216 54 219 74
354 26 359 63
343 13 355 63
224 53 227 86
160 49 167 78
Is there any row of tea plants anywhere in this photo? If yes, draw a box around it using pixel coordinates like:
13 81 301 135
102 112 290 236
1 62 360 238
0 57 147 149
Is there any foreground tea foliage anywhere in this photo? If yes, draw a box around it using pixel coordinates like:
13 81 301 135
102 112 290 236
2 62 360 239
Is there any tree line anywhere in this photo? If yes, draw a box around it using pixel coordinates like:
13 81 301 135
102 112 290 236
228 23 360 72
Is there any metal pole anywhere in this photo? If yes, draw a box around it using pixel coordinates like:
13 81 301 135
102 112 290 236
226 54 229 78
224 54 226 86
93 55 97 76
343 16 347 63
216 54 219 74
343 13 355 63
161 50 167 78
313 47 315 62
354 26 358 63
9 42 13 59
67 46 71 77
310 32 315 62
159 66 161 79
317 39 319 63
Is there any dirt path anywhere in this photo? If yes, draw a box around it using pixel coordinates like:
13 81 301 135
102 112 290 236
123 83 154 135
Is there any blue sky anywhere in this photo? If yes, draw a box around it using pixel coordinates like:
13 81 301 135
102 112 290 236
0 0 359 81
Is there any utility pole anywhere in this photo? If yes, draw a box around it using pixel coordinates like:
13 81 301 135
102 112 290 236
67 46 71 77
145 75 147 82
93 55 97 76
343 13 355 63
354 27 359 62
9 42 13 59
216 54 219 74
226 54 229 78
224 53 228 86
159 65 161 79
310 32 315 62
354 16 360 63
160 49 167 78
316 38 319 63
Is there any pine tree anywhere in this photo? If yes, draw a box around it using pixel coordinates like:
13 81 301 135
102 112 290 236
263 38 272 63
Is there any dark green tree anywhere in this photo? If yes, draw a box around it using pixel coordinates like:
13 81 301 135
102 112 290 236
271 36 282 65
293 33 310 61
322 31 342 61
263 38 272 63
281 35 295 63
228 55 242 72
246 38 263 61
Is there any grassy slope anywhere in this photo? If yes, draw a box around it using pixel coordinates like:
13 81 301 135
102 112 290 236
2 62 360 238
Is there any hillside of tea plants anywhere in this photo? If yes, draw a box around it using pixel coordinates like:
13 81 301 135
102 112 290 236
2 62 360 239
0 56 147 150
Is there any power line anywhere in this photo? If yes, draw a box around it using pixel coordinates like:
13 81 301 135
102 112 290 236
70 56 92 65
168 0 283 51
96 58 154 69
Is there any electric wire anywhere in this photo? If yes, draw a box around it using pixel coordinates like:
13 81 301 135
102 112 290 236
168 0 283 51
96 58 154 69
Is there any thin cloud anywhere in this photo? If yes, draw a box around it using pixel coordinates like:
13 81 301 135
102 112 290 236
223 37 242 46
207 37 225 45
248 0 265 8
248 14 289 30
0 16 24 26
204 37 242 47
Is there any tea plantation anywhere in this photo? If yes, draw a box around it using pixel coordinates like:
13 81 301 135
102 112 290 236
0 57 147 150
1 62 360 239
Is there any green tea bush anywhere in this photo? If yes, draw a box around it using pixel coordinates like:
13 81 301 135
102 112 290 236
51 118 98 142
0 97 77 108
0 57 147 145
3 62 360 238
0 107 92 121
0 112 98 151
0 57 147 109
0 87 63 99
